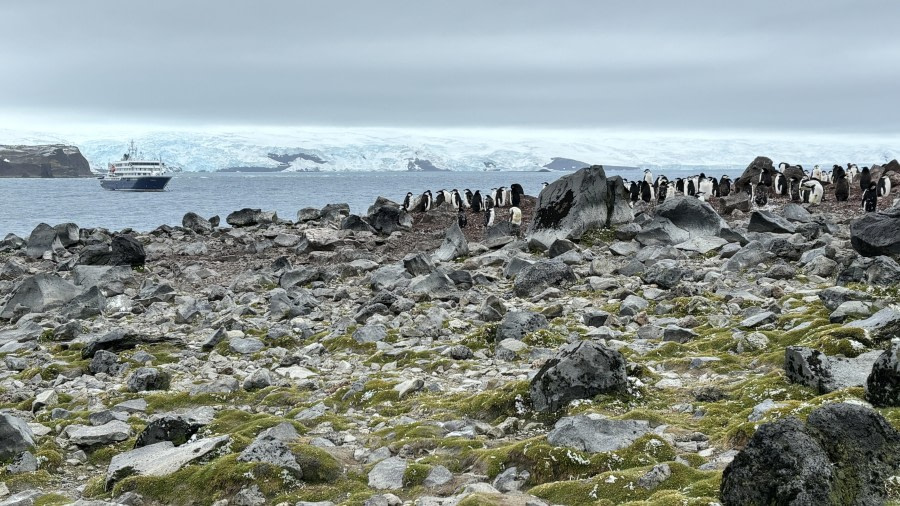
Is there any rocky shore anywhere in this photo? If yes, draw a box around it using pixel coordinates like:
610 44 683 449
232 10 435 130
1 161 900 506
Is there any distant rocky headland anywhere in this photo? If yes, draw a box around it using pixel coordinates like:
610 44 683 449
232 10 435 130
0 145 92 178
1 160 900 505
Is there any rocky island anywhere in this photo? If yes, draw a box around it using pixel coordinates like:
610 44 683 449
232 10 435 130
1 161 899 506
0 145 92 178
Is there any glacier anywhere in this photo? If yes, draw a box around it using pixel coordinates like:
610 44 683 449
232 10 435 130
1 126 897 173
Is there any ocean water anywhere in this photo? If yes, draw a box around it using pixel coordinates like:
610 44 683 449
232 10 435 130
0 167 745 238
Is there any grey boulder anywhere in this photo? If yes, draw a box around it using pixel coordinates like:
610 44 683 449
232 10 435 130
547 414 652 453
530 340 627 412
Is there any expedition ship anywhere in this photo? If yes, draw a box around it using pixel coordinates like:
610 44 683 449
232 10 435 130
100 141 173 191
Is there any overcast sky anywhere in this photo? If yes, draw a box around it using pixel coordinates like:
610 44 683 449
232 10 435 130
1 1 899 134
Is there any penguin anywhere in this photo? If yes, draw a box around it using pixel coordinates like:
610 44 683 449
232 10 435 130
774 173 787 196
847 163 858 184
471 190 483 212
464 189 474 208
640 180 654 203
643 169 653 185
833 165 849 202
451 190 461 209
667 182 677 199
759 169 773 188
860 166 872 192
789 179 801 202
434 190 446 207
629 181 640 203
801 179 824 204
862 182 878 212
812 165 823 181
503 187 512 206
402 192 413 211
484 207 495 227
422 190 433 211
510 183 525 207
878 175 892 197
509 206 522 226
752 183 768 207
494 187 506 207
541 182 549 190
695 191 708 202
657 180 669 203
457 209 468 229
719 176 732 197
686 178 696 197
675 178 685 194
484 195 495 210
710 177 720 197
698 175 714 196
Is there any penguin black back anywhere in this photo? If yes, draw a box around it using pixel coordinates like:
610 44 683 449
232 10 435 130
860 167 872 192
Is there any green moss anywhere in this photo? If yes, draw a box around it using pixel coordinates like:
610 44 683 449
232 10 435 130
530 463 720 506
579 227 617 247
473 434 676 485
112 454 287 504
403 463 431 487
0 470 54 492
523 328 570 348
289 444 342 483
35 449 64 470
34 494 72 506
460 323 499 352
457 494 505 506
206 410 301 451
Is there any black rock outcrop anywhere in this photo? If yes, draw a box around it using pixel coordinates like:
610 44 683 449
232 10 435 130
0 145 92 178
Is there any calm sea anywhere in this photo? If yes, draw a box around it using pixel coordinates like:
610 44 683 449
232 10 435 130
0 167 745 238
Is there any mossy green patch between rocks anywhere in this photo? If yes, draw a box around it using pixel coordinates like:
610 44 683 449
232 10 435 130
529 462 719 506
473 434 676 485
33 493 72 506
205 410 303 451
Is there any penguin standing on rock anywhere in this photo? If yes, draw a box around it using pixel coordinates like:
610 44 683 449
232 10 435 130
860 167 872 193
878 175 892 197
719 176 731 197
629 181 640 203
457 210 468 228
402 192 413 211
833 165 850 202
422 190 433 211
862 182 878 212
509 207 522 226
774 173 787 196
471 191 483 212
640 180 654 203
484 207 495 227
510 183 525 207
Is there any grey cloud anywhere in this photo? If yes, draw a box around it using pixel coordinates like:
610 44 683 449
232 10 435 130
1 0 898 132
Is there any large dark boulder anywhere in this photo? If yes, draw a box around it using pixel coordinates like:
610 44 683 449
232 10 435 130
82 329 151 359
340 215 376 233
748 211 797 234
721 417 833 505
126 367 171 392
25 223 64 259
513 259 576 297
850 208 900 257
784 346 881 394
366 197 413 235
526 165 632 247
654 197 726 239
867 341 900 407
721 402 900 506
0 413 35 461
78 235 146 267
530 340 627 412
432 222 468 262
226 208 276 227
182 212 214 234
495 310 549 342
734 156 776 193
0 273 80 319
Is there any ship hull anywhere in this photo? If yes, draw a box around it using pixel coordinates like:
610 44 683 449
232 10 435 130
100 176 172 191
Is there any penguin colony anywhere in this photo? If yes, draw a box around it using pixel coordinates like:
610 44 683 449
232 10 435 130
622 163 893 212
401 184 527 229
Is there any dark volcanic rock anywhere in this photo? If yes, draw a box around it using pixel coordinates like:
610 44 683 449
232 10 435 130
0 274 80 319
340 215 376 233
127 367 171 392
850 207 900 257
530 340 627 412
495 310 549 342
226 208 275 227
0 144 92 178
513 259 577 297
653 197 726 239
82 329 150 359
867 341 900 407
721 402 900 506
432 222 468 262
526 165 632 247
734 156 775 193
748 211 797 234
784 346 881 394
366 197 413 235
78 235 146 267
0 413 35 461
182 212 214 234
25 223 64 259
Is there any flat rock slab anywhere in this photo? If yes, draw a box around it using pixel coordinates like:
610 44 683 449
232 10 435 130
274 365 318 380
65 420 132 447
106 435 230 489
547 414 652 453
368 456 408 490
846 307 900 341
675 236 728 254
